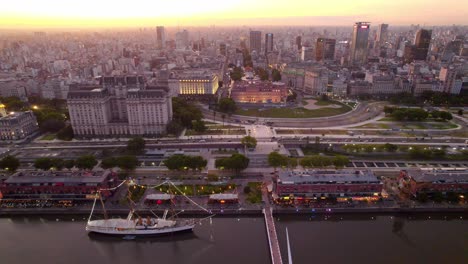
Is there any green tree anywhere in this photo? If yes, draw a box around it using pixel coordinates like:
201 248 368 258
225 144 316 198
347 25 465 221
56 125 74 141
271 69 281 82
76 155 98 170
127 137 145 154
241 136 257 149
166 120 184 136
192 120 207 132
332 155 349 168
287 157 298 169
63 159 75 169
164 155 186 170
226 153 250 175
34 157 54 170
384 143 398 152
230 66 244 81
267 151 288 171
101 157 118 169
0 155 20 172
255 67 269 81
116 156 139 170
218 98 237 114
457 109 463 116
439 111 452 121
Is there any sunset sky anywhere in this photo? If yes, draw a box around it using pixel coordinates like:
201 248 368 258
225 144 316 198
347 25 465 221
1 0 467 29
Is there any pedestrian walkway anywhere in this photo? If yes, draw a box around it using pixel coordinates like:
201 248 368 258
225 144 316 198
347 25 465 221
262 187 283 264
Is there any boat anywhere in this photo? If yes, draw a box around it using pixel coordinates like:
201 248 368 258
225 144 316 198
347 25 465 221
86 180 210 237
86 209 196 236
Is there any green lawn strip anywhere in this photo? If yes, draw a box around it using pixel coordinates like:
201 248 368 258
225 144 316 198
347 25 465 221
40 134 56 140
236 104 351 118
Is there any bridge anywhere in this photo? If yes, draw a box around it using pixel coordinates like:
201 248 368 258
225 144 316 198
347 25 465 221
262 188 283 264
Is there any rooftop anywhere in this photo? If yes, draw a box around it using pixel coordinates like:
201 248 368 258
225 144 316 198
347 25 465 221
5 170 112 185
278 169 380 184
406 169 468 183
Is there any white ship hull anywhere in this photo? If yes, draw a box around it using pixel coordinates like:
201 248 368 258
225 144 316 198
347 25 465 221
86 218 195 236
86 224 195 236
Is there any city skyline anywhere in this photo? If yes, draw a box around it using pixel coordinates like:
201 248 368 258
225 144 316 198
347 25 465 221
1 0 468 29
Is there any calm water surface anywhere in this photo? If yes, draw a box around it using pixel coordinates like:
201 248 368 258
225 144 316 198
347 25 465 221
0 214 466 264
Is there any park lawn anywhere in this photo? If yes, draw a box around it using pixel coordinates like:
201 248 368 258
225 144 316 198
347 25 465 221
246 182 263 204
314 99 335 106
430 123 458 129
235 103 351 118
40 134 56 140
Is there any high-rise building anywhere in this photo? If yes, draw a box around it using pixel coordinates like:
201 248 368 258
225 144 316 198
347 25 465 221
249 30 262 53
350 22 370 64
439 66 458 93
265 33 274 54
296 36 302 51
156 26 166 49
376 24 389 44
414 29 432 60
304 68 328 95
67 76 172 137
219 43 227 56
316 38 336 61
175 30 189 50
301 46 314 61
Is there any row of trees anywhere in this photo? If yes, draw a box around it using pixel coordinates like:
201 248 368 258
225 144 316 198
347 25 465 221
267 152 298 171
384 106 453 121
0 155 20 172
409 147 446 159
300 155 350 168
164 155 208 171
215 153 250 174
34 155 98 170
101 156 139 170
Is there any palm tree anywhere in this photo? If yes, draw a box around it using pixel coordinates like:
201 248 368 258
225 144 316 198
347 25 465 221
213 109 216 122
221 114 226 127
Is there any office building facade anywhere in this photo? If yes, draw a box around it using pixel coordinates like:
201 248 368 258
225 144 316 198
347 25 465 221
350 22 370 64
316 38 336 61
249 31 262 53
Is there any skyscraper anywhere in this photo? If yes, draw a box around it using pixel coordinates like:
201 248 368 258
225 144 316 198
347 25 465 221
376 24 389 44
249 30 262 53
316 38 336 61
296 36 302 51
265 33 274 54
350 22 370 64
414 29 432 60
175 29 189 50
156 26 166 49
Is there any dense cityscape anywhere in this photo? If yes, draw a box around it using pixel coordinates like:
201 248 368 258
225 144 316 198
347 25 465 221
0 1 467 264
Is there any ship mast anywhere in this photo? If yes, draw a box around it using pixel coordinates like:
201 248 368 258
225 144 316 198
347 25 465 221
98 191 108 220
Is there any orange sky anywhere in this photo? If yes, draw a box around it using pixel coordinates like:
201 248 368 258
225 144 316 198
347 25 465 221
1 0 467 29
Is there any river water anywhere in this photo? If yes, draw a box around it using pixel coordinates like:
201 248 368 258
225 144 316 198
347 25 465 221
0 214 466 264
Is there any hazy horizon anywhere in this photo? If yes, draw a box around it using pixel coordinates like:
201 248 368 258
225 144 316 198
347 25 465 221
1 0 467 30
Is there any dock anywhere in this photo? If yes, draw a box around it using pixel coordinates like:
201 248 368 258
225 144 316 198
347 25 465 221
263 188 283 264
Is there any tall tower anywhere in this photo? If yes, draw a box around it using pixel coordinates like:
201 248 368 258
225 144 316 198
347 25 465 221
376 24 389 44
414 29 432 60
249 30 262 53
156 26 166 49
316 38 336 61
350 22 370 64
265 33 274 54
296 36 302 51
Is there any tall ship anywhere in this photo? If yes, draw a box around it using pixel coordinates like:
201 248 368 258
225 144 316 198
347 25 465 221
86 180 211 237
